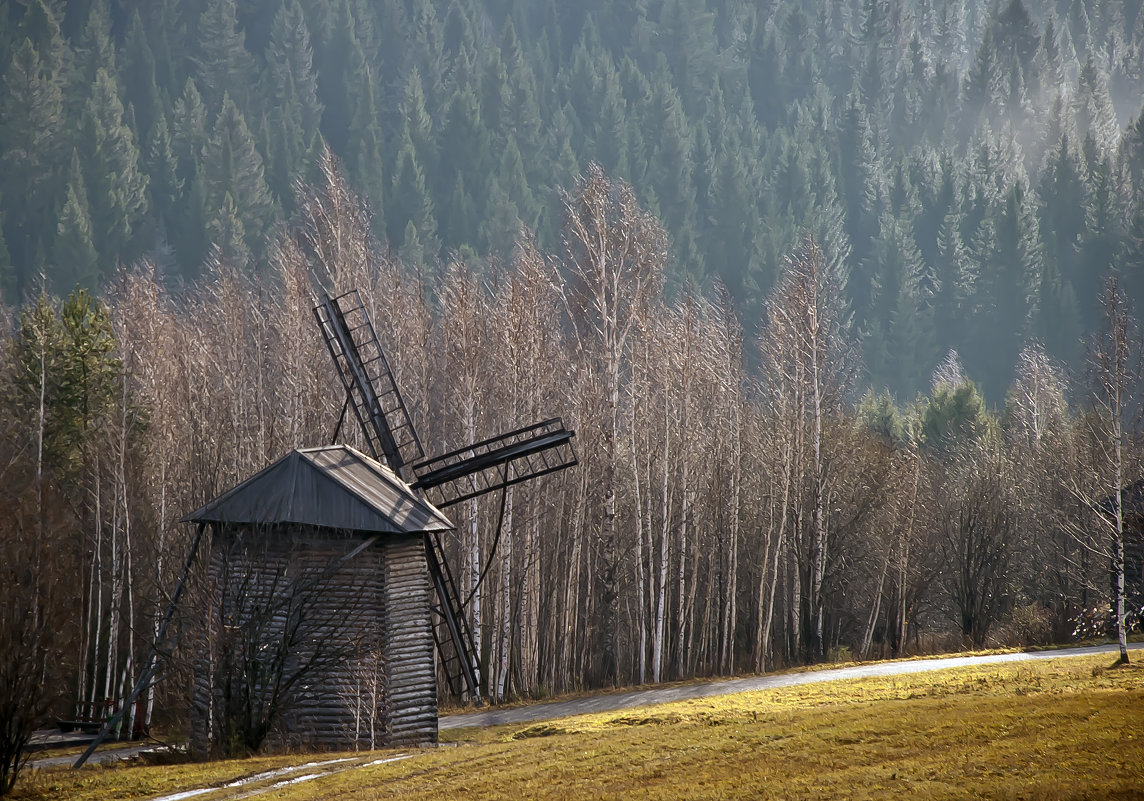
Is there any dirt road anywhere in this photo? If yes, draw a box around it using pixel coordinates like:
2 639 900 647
439 642 1144 730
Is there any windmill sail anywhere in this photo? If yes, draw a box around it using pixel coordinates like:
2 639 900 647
412 418 577 508
313 288 577 703
313 290 423 473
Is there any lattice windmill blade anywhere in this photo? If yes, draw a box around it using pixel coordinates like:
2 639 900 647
312 287 577 704
411 418 577 508
313 289 479 701
313 290 424 474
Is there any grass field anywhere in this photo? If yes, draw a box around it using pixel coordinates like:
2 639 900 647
12 653 1144 800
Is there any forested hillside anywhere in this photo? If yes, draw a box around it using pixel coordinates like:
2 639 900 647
2 0 1144 775
4 0 1144 398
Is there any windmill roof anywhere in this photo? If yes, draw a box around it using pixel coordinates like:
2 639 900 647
183 445 453 534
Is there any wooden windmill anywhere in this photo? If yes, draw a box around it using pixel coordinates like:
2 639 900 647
313 289 577 700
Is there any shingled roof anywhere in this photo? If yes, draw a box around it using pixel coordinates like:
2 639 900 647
183 445 452 534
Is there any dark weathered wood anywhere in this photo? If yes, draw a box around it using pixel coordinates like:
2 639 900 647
189 526 439 755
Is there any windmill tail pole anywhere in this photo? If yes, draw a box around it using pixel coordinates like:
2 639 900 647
73 523 208 769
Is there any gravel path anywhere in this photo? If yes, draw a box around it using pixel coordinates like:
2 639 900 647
439 642 1144 730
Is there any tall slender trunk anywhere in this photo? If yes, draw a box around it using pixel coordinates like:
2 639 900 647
119 374 136 736
860 551 889 659
810 312 826 659
496 487 514 700
464 402 481 667
652 391 671 684
629 396 647 684
147 462 167 730
523 503 539 693
1113 408 1129 663
724 396 741 674
602 352 620 685
897 451 921 656
89 468 104 716
759 433 792 672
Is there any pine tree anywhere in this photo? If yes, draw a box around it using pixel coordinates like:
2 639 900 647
119 10 163 142
1038 133 1087 326
172 78 208 187
1074 55 1119 152
1034 250 1082 366
346 65 386 238
399 68 437 195
440 83 490 205
195 0 258 114
79 66 150 263
501 18 543 171
263 0 323 202
145 113 184 239
0 211 13 302
316 0 367 155
989 0 1041 89
480 135 537 255
1 33 67 293
207 191 250 269
442 0 473 60
443 173 478 251
962 28 1002 135
836 94 885 326
644 63 700 278
981 180 1040 399
1079 139 1127 310
480 48 510 151
398 219 426 271
867 211 935 396
53 151 100 290
935 206 968 349
199 94 276 258
388 130 438 258
75 0 115 81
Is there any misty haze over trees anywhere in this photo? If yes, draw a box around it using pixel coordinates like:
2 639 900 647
4 0 1144 397
1 0 1143 782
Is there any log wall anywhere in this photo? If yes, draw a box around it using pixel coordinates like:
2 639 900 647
189 526 438 756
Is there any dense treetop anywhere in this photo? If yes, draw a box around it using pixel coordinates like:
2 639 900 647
3 0 1144 398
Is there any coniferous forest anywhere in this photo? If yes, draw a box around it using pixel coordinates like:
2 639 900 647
2 0 1144 774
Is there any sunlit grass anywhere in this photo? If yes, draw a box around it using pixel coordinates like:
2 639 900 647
14 654 1143 800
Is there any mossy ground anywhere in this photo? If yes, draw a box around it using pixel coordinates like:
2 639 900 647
12 654 1143 800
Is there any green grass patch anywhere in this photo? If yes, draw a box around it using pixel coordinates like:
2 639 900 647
13 654 1144 801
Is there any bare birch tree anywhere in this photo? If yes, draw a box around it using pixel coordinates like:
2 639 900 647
758 236 856 662
1073 276 1141 663
560 163 666 684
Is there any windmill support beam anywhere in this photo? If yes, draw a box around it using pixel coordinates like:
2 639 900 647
425 533 481 701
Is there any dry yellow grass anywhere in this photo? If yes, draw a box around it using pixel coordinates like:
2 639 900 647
13 653 1144 801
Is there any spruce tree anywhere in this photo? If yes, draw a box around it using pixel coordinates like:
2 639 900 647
346 65 386 238
200 94 276 258
263 0 323 202
195 0 258 114
1 38 65 293
172 78 208 187
440 83 490 205
388 131 438 259
75 0 115 82
399 68 437 195
0 212 13 302
1038 134 1087 325
146 113 184 239
207 191 250 269
53 151 100 290
120 10 163 142
79 66 149 264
